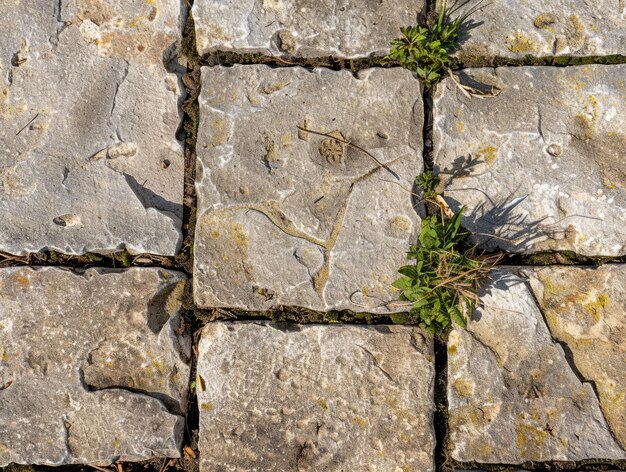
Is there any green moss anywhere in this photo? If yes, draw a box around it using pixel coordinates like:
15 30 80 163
48 250 58 263
1 465 36 472
116 249 132 268
390 313 411 325
182 97 199 148
180 12 201 68
84 252 104 263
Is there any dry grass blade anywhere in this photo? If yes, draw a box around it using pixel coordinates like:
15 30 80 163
90 466 113 472
296 125 400 180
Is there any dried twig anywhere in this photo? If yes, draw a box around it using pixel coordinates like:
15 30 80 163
16 113 39 136
296 125 400 180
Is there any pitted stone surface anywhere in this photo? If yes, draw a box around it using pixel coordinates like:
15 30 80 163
526 264 626 450
447 268 625 463
197 322 435 472
433 65 626 256
194 65 423 312
0 267 190 466
0 0 184 256
192 0 427 58
441 0 626 61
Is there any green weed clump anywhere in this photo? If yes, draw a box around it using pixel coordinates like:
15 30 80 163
386 0 483 88
393 174 501 335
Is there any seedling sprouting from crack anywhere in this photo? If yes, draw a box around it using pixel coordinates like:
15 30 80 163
386 0 499 94
393 171 502 335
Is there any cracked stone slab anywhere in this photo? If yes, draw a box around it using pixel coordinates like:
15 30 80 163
525 264 626 451
194 65 423 312
192 0 427 58
0 267 191 466
447 267 625 463
0 0 184 256
433 65 626 256
197 322 435 472
440 0 626 61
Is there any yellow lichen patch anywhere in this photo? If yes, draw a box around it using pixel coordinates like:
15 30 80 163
0 88 27 120
574 95 599 141
260 82 287 95
534 14 556 29
583 293 610 322
13 273 29 288
231 223 248 249
505 32 540 54
317 398 329 411
452 378 475 397
209 118 229 147
475 146 498 165
568 15 587 50
353 416 367 429
515 420 551 460
95 29 172 64
450 403 501 431
201 402 214 412
448 330 461 355
164 280 185 316
389 215 413 235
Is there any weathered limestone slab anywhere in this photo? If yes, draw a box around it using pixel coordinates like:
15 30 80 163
433 65 626 256
441 0 626 61
447 268 625 463
526 265 626 451
197 322 434 471
192 0 427 58
194 65 423 312
0 0 184 256
0 267 191 466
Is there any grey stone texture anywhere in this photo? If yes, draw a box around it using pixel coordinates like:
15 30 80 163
196 322 435 472
194 65 423 312
192 0 427 58
0 267 191 466
443 0 626 61
0 0 184 256
447 267 625 463
433 65 626 256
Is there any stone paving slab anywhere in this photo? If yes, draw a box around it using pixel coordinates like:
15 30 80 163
443 0 626 61
526 264 626 452
192 0 426 58
0 267 191 466
197 322 435 472
194 65 423 312
0 0 184 256
447 266 626 463
433 65 626 256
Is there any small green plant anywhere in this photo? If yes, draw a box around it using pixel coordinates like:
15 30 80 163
415 170 441 200
393 203 501 335
386 0 483 88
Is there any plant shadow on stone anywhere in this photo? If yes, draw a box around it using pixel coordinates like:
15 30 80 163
437 156 570 253
384 0 485 88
